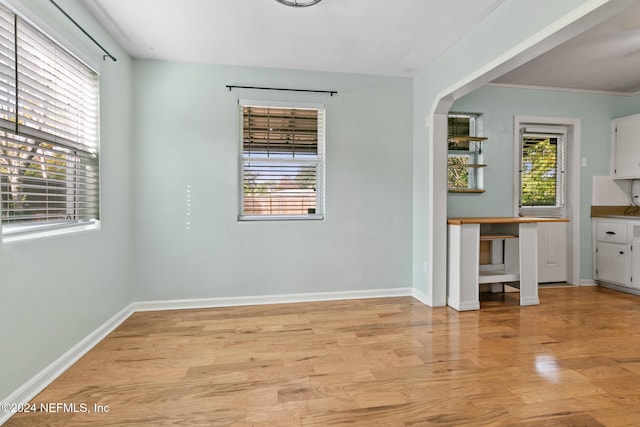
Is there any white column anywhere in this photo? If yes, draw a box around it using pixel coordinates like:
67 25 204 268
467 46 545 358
448 223 480 311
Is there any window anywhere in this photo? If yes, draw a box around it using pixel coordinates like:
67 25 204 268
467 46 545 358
239 101 324 220
448 113 484 192
0 5 99 239
518 126 566 217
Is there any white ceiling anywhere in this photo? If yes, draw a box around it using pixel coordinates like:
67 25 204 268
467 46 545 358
80 0 640 94
492 1 640 94
80 0 504 77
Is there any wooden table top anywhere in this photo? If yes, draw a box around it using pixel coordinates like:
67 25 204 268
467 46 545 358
447 216 570 225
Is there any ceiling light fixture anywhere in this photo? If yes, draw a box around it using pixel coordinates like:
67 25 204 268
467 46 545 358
275 0 322 7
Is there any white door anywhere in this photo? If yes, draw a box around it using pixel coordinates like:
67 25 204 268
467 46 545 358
516 124 568 284
537 220 567 283
513 117 580 287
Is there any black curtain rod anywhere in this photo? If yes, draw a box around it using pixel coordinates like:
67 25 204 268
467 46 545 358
48 0 116 62
226 85 337 96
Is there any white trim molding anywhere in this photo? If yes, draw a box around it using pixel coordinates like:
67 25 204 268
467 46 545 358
486 82 635 97
411 288 429 306
133 288 414 312
0 304 134 426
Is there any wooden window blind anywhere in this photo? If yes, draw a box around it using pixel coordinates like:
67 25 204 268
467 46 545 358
0 5 99 236
240 104 324 219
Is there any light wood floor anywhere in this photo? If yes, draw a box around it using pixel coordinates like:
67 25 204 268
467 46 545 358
6 287 640 426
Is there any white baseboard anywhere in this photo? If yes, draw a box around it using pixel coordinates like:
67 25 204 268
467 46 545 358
579 279 598 286
597 282 640 296
411 288 430 306
0 304 134 426
447 298 480 311
520 296 541 306
133 287 414 312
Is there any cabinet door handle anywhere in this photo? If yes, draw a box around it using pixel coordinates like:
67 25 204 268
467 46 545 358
606 231 616 235
620 251 625 255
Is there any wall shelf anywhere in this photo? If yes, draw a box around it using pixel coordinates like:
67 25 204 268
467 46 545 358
448 163 487 168
448 136 488 143
448 189 486 193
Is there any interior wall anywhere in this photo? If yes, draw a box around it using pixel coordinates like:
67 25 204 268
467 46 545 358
131 61 414 301
412 0 632 304
449 85 631 216
448 85 633 279
0 0 133 400
630 93 640 114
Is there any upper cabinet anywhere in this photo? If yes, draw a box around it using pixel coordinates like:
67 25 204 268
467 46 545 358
613 113 640 179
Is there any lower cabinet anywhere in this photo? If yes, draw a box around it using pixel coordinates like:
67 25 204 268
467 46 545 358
593 218 640 293
595 241 630 286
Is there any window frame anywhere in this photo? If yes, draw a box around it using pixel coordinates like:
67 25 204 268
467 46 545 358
0 5 100 242
238 100 325 221
447 151 477 191
447 112 484 192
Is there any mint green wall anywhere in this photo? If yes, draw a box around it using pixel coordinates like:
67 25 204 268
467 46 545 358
131 61 414 300
412 0 626 303
449 85 633 278
0 0 133 400
449 86 633 216
630 93 640 114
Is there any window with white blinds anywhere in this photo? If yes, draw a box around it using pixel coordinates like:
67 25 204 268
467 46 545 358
0 5 99 237
519 129 566 217
240 102 324 220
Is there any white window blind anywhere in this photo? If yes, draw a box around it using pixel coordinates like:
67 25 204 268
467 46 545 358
519 129 566 217
0 5 99 236
240 103 324 220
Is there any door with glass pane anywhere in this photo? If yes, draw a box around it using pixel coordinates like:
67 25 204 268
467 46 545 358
518 126 567 283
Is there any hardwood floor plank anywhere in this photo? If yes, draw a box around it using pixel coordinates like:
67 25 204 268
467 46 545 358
5 288 640 426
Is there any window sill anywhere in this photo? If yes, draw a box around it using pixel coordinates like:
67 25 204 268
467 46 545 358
239 214 324 222
2 221 100 244
448 189 486 193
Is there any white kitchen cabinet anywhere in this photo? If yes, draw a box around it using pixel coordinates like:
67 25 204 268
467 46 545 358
592 218 640 294
595 221 627 243
595 241 629 285
612 113 640 178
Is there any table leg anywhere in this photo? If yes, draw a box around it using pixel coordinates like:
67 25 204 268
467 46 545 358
448 223 480 311
519 222 540 306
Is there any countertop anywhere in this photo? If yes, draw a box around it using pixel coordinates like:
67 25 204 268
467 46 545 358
447 217 570 225
591 205 640 218
592 215 640 220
